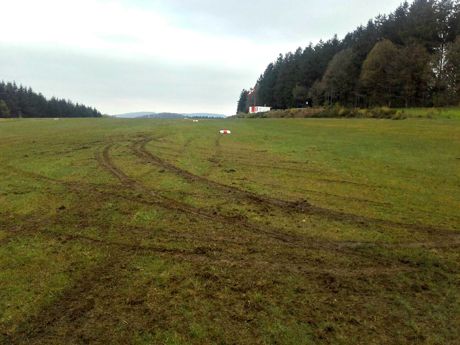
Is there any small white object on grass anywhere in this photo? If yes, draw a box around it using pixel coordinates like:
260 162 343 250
220 130 231 134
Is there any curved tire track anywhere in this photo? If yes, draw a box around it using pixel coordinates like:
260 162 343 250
132 137 299 209
98 143 460 251
97 144 306 245
131 137 459 237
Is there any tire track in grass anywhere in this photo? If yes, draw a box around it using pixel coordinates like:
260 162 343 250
9 136 451 240
106 142 460 251
4 235 421 344
5 250 131 345
2 212 427 283
5 138 458 343
97 144 307 245
132 137 304 209
6 158 460 251
5 148 459 252
3 197 230 343
2 218 430 282
204 134 223 176
5 160 301 249
131 137 460 237
103 142 409 253
0 165 455 343
54 224 431 276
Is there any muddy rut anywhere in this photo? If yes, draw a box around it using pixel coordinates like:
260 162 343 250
131 137 459 238
97 140 460 252
4 135 460 344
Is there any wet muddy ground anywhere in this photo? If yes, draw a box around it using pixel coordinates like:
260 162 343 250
1 118 459 344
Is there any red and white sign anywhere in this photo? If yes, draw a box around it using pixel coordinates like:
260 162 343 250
249 106 271 114
220 129 232 134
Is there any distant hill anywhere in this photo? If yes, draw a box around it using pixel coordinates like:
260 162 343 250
114 112 226 119
113 112 155 118
185 113 226 118
140 113 185 119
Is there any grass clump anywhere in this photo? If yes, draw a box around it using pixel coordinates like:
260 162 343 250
314 105 405 120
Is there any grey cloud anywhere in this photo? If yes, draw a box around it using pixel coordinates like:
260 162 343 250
144 0 403 42
0 45 249 114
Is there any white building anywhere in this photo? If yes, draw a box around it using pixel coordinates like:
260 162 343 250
249 106 271 114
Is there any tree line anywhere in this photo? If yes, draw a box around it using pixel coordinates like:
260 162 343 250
0 81 101 118
237 0 460 112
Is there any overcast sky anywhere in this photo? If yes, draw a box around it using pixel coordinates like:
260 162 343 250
0 0 403 115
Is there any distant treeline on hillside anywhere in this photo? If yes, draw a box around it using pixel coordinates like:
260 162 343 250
0 81 101 118
237 0 460 112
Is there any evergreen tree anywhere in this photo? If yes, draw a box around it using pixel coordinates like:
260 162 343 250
0 81 101 118
237 89 249 113
272 49 306 108
0 100 10 117
308 80 326 107
292 85 309 107
445 36 460 103
380 2 410 45
239 0 460 110
360 40 401 107
257 60 280 107
319 49 358 106
399 44 433 106
403 0 439 51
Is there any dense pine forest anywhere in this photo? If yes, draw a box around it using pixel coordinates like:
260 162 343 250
237 0 460 112
0 81 101 118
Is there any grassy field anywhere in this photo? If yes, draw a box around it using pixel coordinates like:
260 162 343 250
0 117 459 344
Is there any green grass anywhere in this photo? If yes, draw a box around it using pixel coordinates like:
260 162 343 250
0 117 459 344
